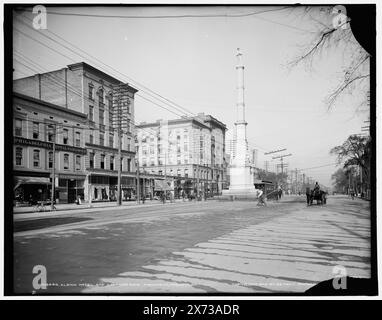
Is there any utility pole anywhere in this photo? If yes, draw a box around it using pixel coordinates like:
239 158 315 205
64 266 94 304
272 153 292 186
196 164 199 198
136 158 140 204
302 173 306 190
50 123 57 211
116 86 122 206
295 168 298 194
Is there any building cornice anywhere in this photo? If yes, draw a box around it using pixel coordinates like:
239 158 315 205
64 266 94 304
68 62 138 93
13 92 88 121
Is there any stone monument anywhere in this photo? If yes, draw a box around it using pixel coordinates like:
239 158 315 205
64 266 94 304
222 49 257 199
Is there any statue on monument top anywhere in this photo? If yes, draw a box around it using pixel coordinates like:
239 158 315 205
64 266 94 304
236 48 243 64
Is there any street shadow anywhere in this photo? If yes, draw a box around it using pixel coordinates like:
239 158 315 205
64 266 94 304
14 217 93 232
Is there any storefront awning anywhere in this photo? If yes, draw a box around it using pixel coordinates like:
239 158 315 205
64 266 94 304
14 176 51 184
14 176 51 190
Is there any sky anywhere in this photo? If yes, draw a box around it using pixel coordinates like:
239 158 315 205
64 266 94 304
12 5 370 187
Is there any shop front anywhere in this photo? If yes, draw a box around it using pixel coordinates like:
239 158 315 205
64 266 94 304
57 174 86 203
109 176 136 201
14 175 51 205
87 174 136 202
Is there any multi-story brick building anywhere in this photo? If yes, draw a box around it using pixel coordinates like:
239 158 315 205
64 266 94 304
13 92 88 204
13 62 138 203
136 113 227 197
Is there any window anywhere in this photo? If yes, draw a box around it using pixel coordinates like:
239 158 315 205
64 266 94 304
110 156 114 171
120 157 123 171
89 130 94 144
75 132 81 147
89 84 94 100
63 129 69 145
89 152 94 168
33 149 40 167
126 122 130 133
99 89 104 105
64 154 69 169
99 133 104 146
33 122 39 139
48 151 53 169
109 133 114 148
15 147 23 166
127 138 131 152
75 155 81 170
47 125 54 142
15 119 22 136
100 154 105 169
99 109 104 125
89 105 94 121
127 159 131 172
184 143 188 152
109 110 113 129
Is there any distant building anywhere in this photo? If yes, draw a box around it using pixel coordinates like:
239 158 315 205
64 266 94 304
136 113 227 197
13 62 138 203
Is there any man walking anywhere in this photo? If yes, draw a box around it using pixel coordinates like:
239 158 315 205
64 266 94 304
256 187 266 206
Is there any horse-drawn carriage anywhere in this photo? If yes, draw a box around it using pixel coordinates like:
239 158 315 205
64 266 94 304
306 188 327 206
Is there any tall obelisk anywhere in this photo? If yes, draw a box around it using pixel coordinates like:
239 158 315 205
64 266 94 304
223 48 257 197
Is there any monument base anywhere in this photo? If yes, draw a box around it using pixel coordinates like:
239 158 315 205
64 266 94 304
219 164 259 201
218 186 258 201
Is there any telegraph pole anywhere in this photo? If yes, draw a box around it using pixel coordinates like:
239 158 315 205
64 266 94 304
117 86 122 206
50 123 57 211
136 159 140 204
272 153 292 186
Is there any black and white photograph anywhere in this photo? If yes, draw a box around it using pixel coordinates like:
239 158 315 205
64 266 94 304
3 2 377 297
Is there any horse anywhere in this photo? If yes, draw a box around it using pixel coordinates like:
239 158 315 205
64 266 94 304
308 188 326 205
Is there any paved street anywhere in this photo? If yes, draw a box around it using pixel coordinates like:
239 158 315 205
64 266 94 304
13 195 370 294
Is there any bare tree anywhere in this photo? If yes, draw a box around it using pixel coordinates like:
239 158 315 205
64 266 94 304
288 5 370 110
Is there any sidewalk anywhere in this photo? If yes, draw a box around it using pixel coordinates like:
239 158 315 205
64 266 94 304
13 198 212 220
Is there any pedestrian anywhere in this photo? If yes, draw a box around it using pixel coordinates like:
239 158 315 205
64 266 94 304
256 187 266 206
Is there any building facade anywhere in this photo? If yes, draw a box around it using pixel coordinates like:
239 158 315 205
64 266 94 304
13 62 138 203
136 113 227 197
13 92 88 204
